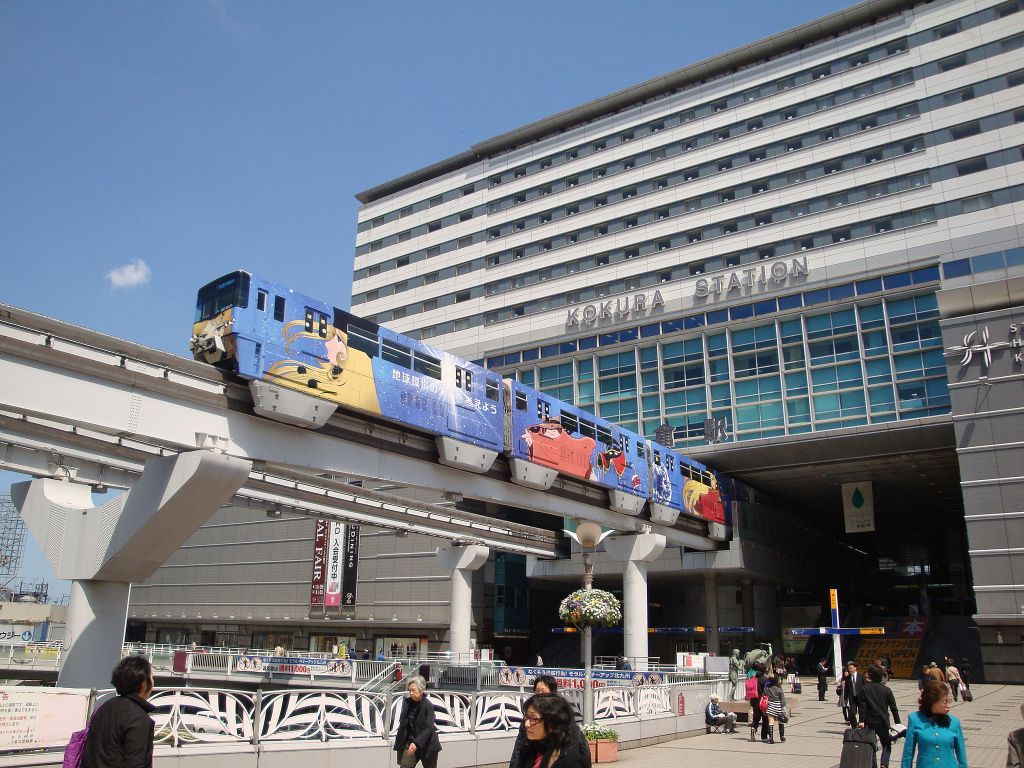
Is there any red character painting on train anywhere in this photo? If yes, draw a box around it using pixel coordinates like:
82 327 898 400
683 472 726 524
521 419 595 479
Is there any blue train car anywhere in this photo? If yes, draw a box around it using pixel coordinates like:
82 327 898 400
191 270 504 473
646 443 686 525
503 380 649 515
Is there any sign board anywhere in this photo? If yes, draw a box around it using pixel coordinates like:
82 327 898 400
842 481 875 533
309 519 328 615
234 655 352 676
0 687 90 750
0 625 34 643
325 521 344 610
341 524 360 609
498 666 663 688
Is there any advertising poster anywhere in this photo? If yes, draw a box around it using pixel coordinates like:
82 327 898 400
325 521 344 610
308 519 328 615
342 524 360 609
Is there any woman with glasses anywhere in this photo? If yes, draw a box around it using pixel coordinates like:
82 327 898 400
509 679 590 768
516 694 589 768
394 676 442 768
901 680 967 768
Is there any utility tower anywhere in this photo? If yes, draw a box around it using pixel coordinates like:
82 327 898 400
0 493 27 598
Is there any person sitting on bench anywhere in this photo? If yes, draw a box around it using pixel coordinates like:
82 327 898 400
705 695 738 733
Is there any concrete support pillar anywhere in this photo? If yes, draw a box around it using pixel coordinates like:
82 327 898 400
741 578 755 631
436 544 489 659
705 573 720 656
12 451 250 689
605 533 665 670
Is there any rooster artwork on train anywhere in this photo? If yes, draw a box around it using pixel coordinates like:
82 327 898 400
189 270 732 538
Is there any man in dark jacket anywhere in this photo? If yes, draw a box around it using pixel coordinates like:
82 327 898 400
858 664 901 768
816 658 830 701
82 655 156 768
843 661 862 728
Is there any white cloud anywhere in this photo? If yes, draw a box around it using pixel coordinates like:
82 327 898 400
105 259 151 289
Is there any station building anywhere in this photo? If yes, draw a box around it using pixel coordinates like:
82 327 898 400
132 0 1024 679
346 0 1024 678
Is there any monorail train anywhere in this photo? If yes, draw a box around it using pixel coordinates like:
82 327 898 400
190 270 730 537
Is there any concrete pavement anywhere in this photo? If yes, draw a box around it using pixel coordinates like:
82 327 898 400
618 679 1024 768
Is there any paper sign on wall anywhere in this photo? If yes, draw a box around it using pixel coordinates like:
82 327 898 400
842 481 875 533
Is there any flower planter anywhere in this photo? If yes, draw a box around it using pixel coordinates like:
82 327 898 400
588 739 619 763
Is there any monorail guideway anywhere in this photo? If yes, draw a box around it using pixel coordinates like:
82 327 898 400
0 302 720 687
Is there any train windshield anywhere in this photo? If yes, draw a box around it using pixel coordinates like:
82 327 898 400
195 272 250 321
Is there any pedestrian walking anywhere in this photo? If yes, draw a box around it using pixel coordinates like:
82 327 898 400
918 664 930 691
844 662 863 729
925 662 945 683
761 675 788 744
858 664 901 768
81 656 156 768
1007 701 1024 768
746 669 764 741
394 676 442 768
817 657 830 701
516 694 589 768
508 677 590 768
900 681 967 768
839 666 852 721
944 660 962 702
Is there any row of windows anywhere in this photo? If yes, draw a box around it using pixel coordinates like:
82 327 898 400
512 292 950 444
481 266 939 369
353 63 1024 304
358 65 919 256
478 142 1020 296
365 122 1021 320
942 245 1024 279
354 27 1024 277
356 0 1020 234
397 182 1021 337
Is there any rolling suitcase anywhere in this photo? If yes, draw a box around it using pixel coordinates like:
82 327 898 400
840 727 877 768
961 683 973 702
792 677 802 694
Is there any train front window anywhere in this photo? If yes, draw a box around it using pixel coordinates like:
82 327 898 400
195 272 250 321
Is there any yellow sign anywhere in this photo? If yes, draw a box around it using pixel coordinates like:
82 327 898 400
860 627 885 635
854 638 922 678
830 589 838 609
694 626 705 632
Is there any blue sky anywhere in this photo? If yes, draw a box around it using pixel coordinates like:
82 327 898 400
1 0 852 594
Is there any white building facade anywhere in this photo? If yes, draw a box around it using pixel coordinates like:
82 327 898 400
350 0 1024 679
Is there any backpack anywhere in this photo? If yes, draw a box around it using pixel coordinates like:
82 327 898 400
758 694 769 713
745 677 759 699
63 726 89 768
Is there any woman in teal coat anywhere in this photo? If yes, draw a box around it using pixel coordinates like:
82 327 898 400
901 680 967 768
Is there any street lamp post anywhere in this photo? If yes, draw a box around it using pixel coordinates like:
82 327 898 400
566 521 613 724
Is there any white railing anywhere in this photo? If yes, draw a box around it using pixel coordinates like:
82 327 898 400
0 641 63 668
95 682 700 748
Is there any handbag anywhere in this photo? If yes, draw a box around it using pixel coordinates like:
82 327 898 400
400 750 418 768
758 694 768 713
778 704 791 723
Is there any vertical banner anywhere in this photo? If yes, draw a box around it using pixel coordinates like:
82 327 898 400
342 525 360 610
325 521 344 612
308 519 328 617
842 481 875 533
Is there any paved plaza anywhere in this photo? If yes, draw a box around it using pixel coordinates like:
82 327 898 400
619 679 1024 768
